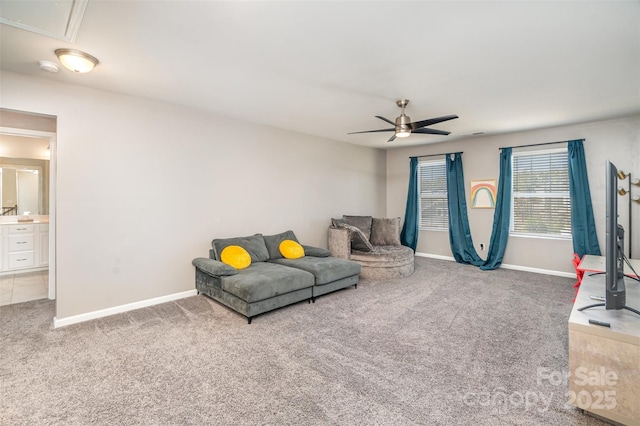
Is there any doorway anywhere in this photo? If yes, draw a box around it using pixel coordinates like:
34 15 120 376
0 126 56 304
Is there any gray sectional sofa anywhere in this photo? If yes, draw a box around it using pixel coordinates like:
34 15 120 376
192 230 361 323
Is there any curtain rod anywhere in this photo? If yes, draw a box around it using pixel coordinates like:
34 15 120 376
499 138 584 150
410 151 463 159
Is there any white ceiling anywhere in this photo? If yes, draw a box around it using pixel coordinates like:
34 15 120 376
1 1 639 149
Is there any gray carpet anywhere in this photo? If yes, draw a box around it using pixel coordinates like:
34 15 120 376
1 257 606 425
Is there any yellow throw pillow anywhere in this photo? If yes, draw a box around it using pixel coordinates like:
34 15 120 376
220 245 251 270
279 239 305 259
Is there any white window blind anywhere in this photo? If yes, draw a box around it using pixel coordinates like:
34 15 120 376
419 159 448 230
511 148 571 237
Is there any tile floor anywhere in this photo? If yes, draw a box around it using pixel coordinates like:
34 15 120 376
0 270 49 306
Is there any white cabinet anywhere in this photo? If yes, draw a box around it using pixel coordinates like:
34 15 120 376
0 222 48 274
7 224 35 270
9 251 35 269
39 224 49 267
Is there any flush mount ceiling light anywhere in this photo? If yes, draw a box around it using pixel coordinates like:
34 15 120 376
55 48 98 73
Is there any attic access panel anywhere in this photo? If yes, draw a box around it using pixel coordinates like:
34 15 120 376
0 0 88 42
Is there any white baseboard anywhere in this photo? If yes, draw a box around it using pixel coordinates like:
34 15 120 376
499 263 575 278
53 289 198 328
0 266 48 277
415 251 575 278
415 252 455 262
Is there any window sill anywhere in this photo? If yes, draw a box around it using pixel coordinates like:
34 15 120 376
509 232 572 241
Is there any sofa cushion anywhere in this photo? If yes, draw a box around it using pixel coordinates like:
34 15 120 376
220 262 314 303
212 234 270 263
336 222 374 252
302 245 330 257
263 230 299 260
270 256 361 285
331 217 346 228
280 240 305 259
192 257 238 277
370 217 402 246
342 215 373 239
220 245 252 269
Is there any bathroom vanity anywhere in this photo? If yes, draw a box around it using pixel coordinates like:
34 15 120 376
0 216 49 275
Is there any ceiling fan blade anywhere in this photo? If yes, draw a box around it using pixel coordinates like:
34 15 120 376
375 116 396 126
348 128 395 135
412 128 451 136
409 115 459 130
387 134 397 143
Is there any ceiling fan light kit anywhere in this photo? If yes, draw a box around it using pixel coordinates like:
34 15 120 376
394 99 412 138
348 99 458 143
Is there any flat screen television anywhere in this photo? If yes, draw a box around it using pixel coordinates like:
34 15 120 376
605 160 626 310
579 160 639 316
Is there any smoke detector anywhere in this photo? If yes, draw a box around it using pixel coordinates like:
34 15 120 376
38 60 59 73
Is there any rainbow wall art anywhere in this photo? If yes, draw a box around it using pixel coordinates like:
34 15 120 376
470 179 497 208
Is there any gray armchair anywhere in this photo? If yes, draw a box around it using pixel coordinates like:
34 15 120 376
328 216 415 280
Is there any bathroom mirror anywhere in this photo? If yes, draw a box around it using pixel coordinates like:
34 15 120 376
0 134 50 216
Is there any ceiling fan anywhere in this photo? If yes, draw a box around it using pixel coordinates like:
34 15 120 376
348 99 458 143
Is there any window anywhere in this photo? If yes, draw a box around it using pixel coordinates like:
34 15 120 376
511 148 571 238
418 159 448 230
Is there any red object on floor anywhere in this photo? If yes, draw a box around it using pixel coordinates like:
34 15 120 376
572 253 584 302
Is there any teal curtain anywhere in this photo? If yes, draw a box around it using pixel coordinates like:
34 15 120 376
481 148 512 271
446 153 484 266
400 157 419 251
568 140 601 257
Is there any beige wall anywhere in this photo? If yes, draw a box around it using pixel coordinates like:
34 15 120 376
387 115 640 275
0 134 50 159
1 166 17 207
0 71 387 320
0 108 56 132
